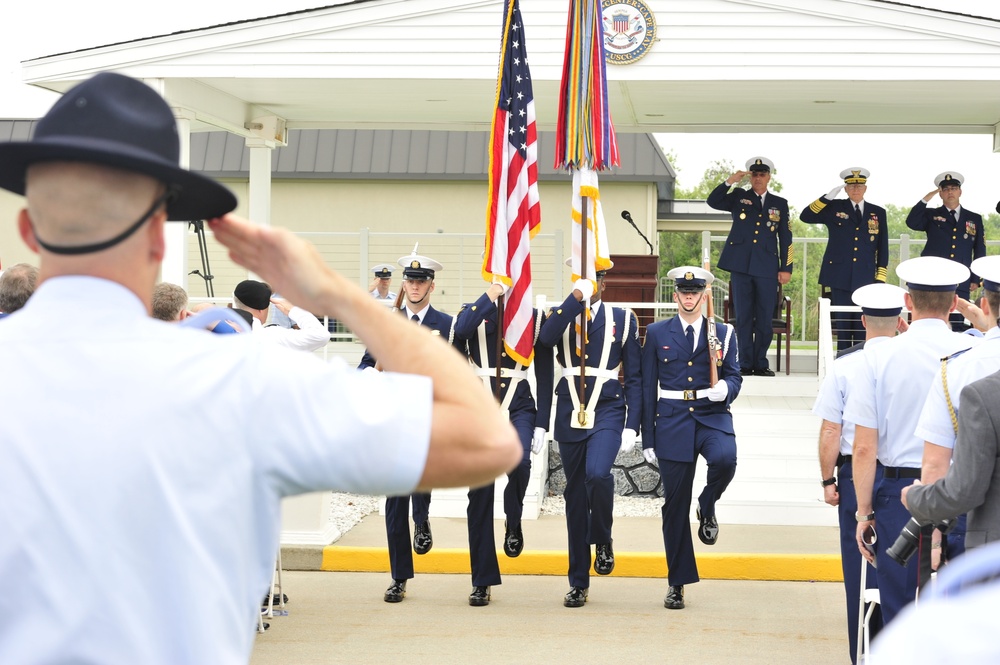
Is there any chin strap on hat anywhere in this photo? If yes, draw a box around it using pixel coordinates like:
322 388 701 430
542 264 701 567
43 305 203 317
33 188 174 256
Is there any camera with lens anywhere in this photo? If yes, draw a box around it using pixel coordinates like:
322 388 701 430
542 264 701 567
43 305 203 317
886 516 956 566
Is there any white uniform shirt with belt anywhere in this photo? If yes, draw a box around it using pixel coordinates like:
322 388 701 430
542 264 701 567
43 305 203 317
843 319 975 467
252 304 330 352
0 276 432 665
813 337 890 455
916 326 1000 450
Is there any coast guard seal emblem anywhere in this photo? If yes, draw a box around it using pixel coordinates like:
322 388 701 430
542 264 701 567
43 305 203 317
601 0 656 65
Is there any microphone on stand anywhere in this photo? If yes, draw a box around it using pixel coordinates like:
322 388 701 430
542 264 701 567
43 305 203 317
621 210 654 255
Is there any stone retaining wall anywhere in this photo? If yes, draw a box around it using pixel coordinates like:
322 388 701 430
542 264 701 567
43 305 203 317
546 444 663 498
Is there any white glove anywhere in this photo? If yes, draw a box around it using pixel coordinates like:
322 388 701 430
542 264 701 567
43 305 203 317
491 276 510 297
531 427 546 455
706 380 729 402
826 184 844 199
573 278 595 300
643 448 657 465
619 428 638 453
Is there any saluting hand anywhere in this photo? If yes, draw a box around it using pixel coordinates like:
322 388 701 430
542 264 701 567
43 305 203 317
922 188 940 203
726 171 749 186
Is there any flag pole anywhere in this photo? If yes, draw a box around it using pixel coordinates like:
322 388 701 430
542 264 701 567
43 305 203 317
495 294 505 400
577 189 588 427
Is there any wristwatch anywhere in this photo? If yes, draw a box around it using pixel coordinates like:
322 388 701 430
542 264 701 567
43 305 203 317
855 511 875 522
821 477 836 487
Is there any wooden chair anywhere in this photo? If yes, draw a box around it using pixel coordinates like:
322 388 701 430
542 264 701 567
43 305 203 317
722 282 793 375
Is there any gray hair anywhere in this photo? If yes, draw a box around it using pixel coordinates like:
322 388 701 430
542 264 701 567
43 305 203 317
0 263 39 313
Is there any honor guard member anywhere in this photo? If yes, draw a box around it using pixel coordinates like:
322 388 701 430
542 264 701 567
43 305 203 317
358 251 461 603
911 256 1000 561
538 260 642 608
905 172 985 329
369 263 397 302
708 156 793 376
801 168 889 350
640 267 741 611
813 282 905 663
844 257 976 626
452 281 554 606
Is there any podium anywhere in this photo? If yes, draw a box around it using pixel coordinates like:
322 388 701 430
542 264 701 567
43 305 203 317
603 254 659 341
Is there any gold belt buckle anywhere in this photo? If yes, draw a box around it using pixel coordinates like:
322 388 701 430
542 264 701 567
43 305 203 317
683 390 695 401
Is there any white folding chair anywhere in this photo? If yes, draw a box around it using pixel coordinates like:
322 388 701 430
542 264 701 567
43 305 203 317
263 548 285 618
857 538 880 664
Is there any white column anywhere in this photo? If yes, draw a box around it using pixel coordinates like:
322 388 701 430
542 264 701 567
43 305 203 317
245 138 275 229
163 109 196 287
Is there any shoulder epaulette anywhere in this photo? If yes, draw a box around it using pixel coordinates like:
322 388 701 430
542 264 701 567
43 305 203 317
942 347 973 363
836 341 865 359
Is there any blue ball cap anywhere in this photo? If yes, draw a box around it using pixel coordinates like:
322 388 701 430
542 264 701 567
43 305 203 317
895 257 970 292
851 283 906 317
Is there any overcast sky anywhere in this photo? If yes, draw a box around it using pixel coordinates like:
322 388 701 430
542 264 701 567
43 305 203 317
4 1 1000 214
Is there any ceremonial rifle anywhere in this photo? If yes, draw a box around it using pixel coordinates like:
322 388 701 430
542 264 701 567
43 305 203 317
703 248 722 387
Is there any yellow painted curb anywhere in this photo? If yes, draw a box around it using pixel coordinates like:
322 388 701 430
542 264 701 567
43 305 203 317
320 546 842 582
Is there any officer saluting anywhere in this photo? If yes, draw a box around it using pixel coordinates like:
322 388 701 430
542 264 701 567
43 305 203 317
801 168 889 350
640 266 741 610
844 257 976 626
905 172 985 329
369 264 397 302
451 281 554 606
708 156 793 376
358 250 462 604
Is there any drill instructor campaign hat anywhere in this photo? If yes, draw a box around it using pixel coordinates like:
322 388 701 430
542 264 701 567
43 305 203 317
0 72 237 224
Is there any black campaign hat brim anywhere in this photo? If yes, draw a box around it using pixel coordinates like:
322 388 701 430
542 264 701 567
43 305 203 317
0 137 237 221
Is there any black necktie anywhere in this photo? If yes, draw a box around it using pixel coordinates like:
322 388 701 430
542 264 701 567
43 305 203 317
759 195 765 208
854 203 861 220
950 209 958 224
411 314 419 323
686 325 694 351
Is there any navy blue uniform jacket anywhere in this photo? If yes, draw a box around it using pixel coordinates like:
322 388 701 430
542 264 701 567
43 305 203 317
708 182 794 278
358 305 462 369
640 317 741 463
905 202 985 281
453 292 554 430
800 196 889 290
538 294 642 443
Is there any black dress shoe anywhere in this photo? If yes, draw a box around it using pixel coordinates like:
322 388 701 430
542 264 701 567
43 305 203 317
469 586 491 606
664 585 685 610
594 540 615 575
413 520 433 555
696 508 719 545
754 367 775 377
563 586 588 608
503 520 524 558
740 368 754 376
383 579 407 603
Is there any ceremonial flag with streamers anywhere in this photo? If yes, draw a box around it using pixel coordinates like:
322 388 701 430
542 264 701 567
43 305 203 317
569 166 611 285
483 0 541 366
554 0 619 172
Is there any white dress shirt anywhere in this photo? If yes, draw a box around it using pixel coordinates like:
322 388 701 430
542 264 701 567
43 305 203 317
0 276 431 665
253 304 329 352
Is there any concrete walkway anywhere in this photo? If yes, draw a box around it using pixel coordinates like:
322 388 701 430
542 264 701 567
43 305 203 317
258 515 852 665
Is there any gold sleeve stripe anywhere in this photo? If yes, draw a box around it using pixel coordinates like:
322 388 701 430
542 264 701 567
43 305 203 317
786 244 795 266
808 199 827 213
876 267 888 282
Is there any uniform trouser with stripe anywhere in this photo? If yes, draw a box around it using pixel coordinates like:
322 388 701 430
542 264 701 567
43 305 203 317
385 491 432 580
467 483 501 587
873 477 920 625
503 410 536 529
730 271 778 371
657 425 737 587
559 428 620 588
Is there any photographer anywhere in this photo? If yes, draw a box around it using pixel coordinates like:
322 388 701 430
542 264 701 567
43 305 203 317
902 370 1000 550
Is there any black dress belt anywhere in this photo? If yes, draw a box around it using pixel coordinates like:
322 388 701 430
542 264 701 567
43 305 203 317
883 466 921 479
836 454 852 467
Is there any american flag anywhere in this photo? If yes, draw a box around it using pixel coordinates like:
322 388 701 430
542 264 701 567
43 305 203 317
483 0 540 367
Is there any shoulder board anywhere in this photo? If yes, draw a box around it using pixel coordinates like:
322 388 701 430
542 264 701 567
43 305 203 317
835 341 865 359
943 347 974 363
